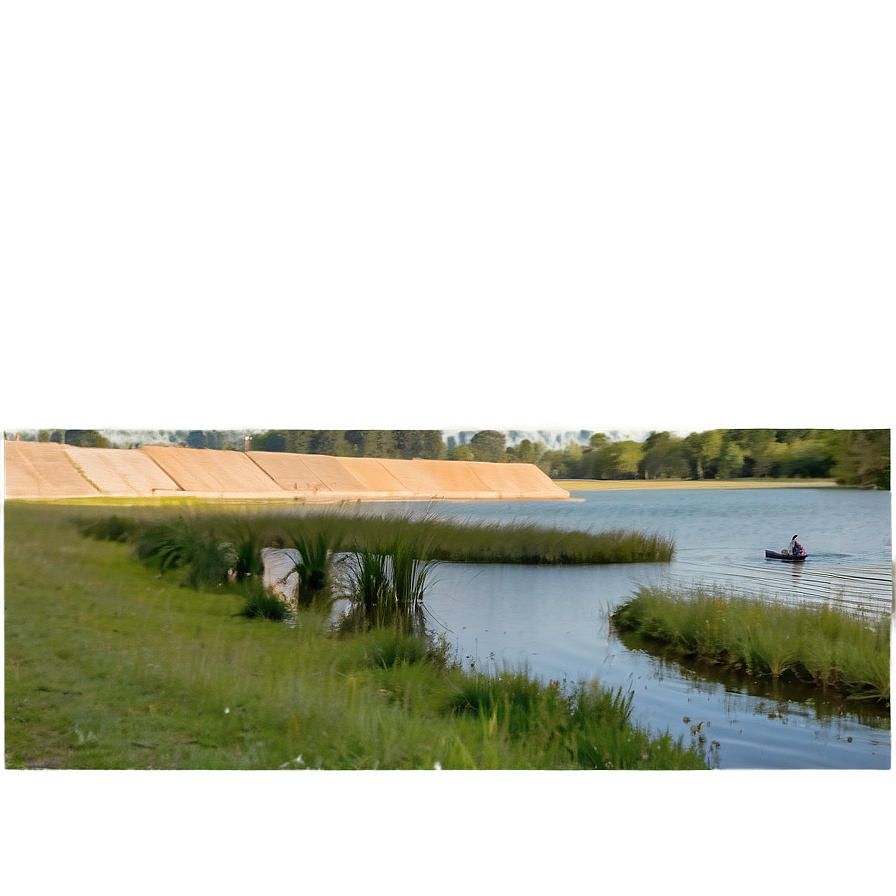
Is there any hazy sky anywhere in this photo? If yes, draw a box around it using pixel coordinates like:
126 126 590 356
4 6 890 438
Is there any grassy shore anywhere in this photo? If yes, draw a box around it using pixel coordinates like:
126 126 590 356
611 585 890 706
5 503 704 770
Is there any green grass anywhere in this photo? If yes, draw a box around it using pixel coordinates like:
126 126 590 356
5 502 704 770
611 584 890 705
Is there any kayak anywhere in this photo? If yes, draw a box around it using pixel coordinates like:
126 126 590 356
765 549 807 562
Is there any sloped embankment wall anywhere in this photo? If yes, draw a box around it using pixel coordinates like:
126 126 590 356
63 446 181 496
3 441 100 499
4 441 570 501
138 446 281 494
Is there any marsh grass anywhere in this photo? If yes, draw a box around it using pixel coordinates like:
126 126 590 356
7 502 703 770
408 517 674 564
288 529 339 605
612 585 890 705
76 506 674 567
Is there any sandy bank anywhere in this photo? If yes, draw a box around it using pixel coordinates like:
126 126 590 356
555 478 838 491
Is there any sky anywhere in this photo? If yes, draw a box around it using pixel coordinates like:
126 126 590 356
3 4 892 438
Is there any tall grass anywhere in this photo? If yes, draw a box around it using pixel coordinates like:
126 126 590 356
288 529 340 605
344 545 392 612
445 668 704 769
224 518 266 581
77 507 675 567
133 516 232 589
612 585 890 705
339 536 439 631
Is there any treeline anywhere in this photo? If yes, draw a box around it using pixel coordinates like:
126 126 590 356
525 429 890 489
3 429 891 489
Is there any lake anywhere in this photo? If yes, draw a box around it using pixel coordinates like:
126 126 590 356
358 486 892 770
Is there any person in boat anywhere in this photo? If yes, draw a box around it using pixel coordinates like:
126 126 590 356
789 535 804 557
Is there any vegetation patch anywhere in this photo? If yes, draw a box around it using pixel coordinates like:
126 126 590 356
5 502 703 770
611 585 890 706
77 506 675 570
237 578 292 621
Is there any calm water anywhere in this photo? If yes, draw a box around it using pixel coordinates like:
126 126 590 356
360 487 892 770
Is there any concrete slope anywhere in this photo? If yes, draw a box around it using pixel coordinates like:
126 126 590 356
337 458 416 497
466 461 571 499
4 441 100 499
140 445 283 494
373 458 446 497
403 459 496 499
249 452 370 497
5 441 570 501
64 446 181 495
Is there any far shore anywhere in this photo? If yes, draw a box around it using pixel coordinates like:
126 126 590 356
7 478 842 505
554 478 839 491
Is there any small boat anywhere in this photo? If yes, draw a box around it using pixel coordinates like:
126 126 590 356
765 549 807 562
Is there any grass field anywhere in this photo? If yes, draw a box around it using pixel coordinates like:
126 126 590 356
5 502 705 770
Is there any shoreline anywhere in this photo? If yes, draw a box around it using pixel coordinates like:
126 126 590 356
554 478 840 491
5 478 843 505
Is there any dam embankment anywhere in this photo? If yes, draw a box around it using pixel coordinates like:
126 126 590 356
3 441 570 502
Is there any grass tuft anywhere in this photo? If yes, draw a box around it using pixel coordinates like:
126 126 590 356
237 578 291 621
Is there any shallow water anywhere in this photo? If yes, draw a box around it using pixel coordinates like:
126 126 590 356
362 487 892 770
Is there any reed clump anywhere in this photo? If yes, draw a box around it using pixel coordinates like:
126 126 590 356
237 577 292 621
611 585 890 705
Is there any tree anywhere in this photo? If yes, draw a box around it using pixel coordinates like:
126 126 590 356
448 444 475 461
831 430 890 488
359 430 398 458
684 430 723 479
638 432 688 479
509 438 547 465
307 430 352 456
252 430 288 452
469 430 507 463
63 430 110 448
420 430 447 460
582 440 640 479
716 442 745 478
735 430 777 477
393 430 429 459
186 430 207 449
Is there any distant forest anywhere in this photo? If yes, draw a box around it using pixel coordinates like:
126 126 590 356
11 428 890 489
